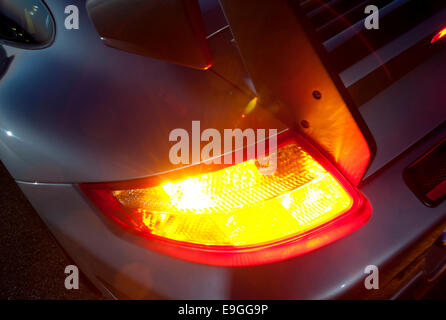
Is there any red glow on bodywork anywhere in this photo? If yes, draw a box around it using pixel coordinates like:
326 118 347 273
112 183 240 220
431 27 446 44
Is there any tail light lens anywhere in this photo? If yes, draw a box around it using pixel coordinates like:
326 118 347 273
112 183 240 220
81 131 371 266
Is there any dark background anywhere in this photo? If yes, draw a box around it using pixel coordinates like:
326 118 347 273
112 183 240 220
0 162 101 299
0 162 444 300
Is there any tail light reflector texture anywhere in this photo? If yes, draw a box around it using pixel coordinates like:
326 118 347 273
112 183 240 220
81 133 370 266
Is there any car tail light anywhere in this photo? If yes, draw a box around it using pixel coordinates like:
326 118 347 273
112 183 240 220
80 131 371 266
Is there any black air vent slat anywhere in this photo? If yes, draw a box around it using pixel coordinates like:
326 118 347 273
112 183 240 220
299 0 327 14
308 0 359 29
316 0 393 42
307 0 340 18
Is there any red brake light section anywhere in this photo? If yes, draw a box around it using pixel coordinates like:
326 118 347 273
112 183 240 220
81 132 371 266
431 27 446 44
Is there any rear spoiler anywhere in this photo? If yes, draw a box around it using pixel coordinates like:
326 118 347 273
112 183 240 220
220 0 375 185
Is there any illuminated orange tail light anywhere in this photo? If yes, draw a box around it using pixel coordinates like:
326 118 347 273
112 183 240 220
81 131 371 266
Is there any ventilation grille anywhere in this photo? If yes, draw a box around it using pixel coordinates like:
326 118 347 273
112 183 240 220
298 0 446 105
